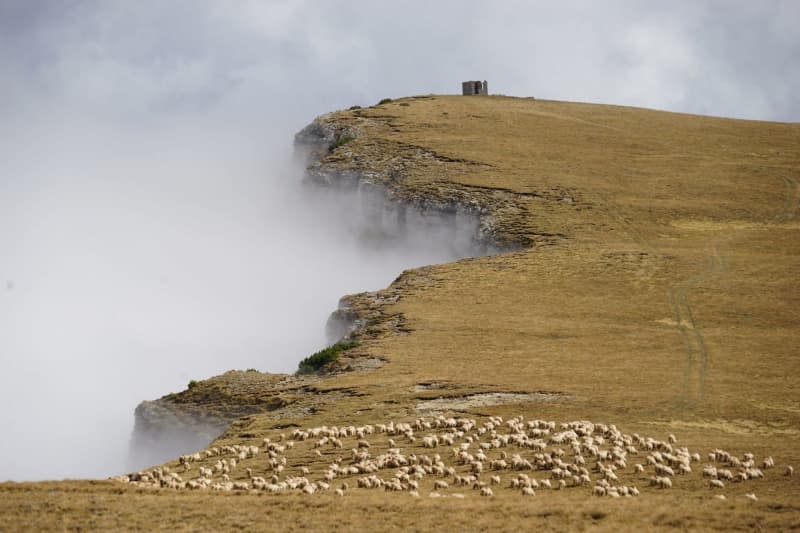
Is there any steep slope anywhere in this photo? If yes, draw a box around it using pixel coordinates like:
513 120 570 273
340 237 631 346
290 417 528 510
3 96 799 531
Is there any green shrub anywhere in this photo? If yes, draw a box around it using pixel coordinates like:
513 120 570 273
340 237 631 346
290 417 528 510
297 341 358 374
187 379 199 390
328 135 354 152
378 98 393 105
349 105 362 110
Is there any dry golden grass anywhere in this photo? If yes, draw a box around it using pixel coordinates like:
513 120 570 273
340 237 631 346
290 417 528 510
2 479 798 532
4 96 799 531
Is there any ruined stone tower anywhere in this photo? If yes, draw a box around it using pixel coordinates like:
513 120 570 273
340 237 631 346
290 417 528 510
462 80 488 95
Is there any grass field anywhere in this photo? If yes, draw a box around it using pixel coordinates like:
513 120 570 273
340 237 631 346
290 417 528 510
3 95 798 531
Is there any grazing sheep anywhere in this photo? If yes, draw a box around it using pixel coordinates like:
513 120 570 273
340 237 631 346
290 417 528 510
702 466 717 478
717 469 734 481
115 414 788 504
745 493 758 501
656 476 672 489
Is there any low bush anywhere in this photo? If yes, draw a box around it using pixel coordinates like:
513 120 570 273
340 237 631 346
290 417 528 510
297 341 358 374
377 98 393 105
328 134 354 152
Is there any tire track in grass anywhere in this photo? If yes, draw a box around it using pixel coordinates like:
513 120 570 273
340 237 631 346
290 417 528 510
670 245 726 408
776 176 799 222
673 172 798 408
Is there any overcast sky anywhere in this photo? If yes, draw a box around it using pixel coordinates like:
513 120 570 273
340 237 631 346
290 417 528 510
1 0 798 126
0 1 797 481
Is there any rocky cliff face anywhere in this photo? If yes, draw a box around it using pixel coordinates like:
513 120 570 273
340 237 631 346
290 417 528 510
294 113 522 252
127 107 520 469
127 370 314 469
128 399 229 471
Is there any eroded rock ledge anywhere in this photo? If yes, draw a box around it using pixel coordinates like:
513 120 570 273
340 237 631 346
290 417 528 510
128 104 535 467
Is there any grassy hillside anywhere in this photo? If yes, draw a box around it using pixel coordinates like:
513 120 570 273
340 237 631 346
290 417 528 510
3 95 798 531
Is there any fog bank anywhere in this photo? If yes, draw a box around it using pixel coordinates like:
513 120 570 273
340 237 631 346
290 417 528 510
0 106 486 480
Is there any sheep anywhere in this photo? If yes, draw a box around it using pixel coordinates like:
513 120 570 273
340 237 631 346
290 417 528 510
717 469 734 481
651 476 672 489
114 414 791 503
702 466 718 478
480 487 494 497
655 464 675 477
745 493 758 501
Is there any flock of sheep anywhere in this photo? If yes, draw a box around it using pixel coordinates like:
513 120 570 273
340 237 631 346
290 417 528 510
115 414 792 502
